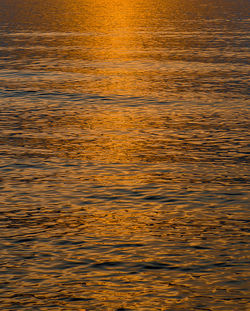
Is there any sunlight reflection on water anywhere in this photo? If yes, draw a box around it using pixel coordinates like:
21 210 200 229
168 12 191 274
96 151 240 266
0 0 249 310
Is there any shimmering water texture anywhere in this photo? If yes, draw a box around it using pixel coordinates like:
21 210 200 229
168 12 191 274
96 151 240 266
0 0 250 310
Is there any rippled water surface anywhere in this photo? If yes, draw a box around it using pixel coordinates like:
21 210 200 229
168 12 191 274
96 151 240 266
0 1 249 310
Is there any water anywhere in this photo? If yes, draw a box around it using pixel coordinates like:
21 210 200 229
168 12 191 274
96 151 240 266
0 1 249 310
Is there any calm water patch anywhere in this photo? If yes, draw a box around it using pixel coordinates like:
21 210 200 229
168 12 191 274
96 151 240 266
0 0 249 310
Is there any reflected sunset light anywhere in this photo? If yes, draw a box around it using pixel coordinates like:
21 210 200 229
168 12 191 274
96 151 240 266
0 0 249 309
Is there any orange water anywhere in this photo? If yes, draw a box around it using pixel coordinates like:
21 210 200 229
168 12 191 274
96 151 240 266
0 1 249 310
